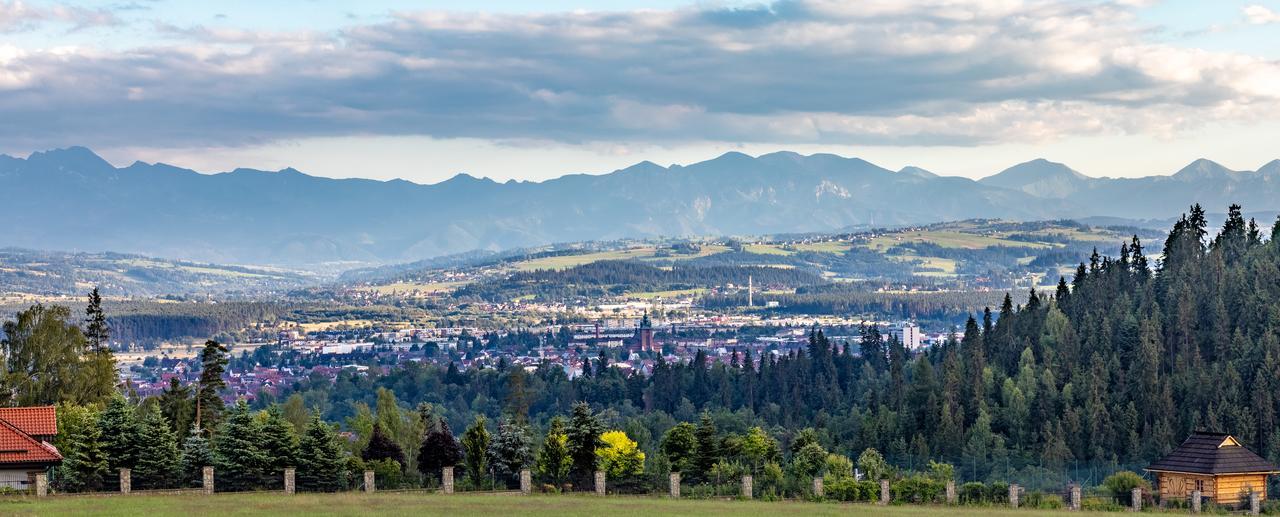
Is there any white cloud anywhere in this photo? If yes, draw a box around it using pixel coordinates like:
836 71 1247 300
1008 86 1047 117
0 0 120 33
1244 4 1280 24
0 0 1277 153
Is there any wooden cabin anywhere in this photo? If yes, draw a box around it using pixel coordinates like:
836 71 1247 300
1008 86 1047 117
1146 431 1279 506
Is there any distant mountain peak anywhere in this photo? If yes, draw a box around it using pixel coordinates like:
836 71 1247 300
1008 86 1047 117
978 159 1090 199
898 166 938 178
1173 158 1234 180
1258 159 1280 176
25 146 114 171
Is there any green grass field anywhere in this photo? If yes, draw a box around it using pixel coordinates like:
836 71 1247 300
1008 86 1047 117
0 492 1092 517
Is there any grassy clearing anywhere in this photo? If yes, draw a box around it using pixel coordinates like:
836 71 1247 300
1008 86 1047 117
627 288 708 299
867 231 1049 251
362 281 469 295
790 241 853 254
0 492 1091 517
513 248 661 271
743 244 794 256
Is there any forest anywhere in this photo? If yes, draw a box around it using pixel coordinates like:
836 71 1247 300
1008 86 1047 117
265 204 1280 492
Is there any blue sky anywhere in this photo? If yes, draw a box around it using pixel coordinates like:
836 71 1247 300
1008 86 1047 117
2 0 1279 182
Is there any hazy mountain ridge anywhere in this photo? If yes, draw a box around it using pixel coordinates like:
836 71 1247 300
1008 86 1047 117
1 147 1277 266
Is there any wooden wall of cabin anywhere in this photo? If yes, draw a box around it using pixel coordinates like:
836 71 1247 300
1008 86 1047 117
1158 472 1214 501
1157 473 1268 505
1213 474 1267 505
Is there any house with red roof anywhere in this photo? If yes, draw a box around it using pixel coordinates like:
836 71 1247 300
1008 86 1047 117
0 406 62 490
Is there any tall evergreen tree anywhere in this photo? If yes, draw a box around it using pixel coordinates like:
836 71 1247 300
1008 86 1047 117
211 400 268 491
195 340 228 434
98 394 141 473
134 405 180 489
535 417 572 487
565 402 604 483
259 405 301 485
461 415 492 487
296 412 344 492
488 417 533 486
178 429 214 487
52 404 108 492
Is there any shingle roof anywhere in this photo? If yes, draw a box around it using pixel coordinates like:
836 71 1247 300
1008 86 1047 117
1147 432 1279 475
0 406 57 436
0 418 62 465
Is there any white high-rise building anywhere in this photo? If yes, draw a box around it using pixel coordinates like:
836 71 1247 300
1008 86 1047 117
892 321 923 351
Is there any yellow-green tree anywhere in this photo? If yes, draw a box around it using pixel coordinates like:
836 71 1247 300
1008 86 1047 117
595 430 644 479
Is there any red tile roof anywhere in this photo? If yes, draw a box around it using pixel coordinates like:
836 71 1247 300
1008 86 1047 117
0 418 61 465
0 406 58 436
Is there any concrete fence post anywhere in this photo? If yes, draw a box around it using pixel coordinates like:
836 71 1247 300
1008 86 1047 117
812 477 823 498
520 469 531 495
202 466 214 495
119 468 131 494
442 466 454 494
364 470 375 493
1009 484 1020 508
741 475 753 499
669 472 680 498
879 479 890 505
1131 487 1141 512
1251 491 1261 516
34 472 47 497
594 470 606 496
1070 484 1081 511
284 468 295 495
945 480 956 504
1191 490 1201 513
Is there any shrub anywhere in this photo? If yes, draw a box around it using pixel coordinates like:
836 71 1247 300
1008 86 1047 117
1100 471 1151 506
827 478 879 502
1082 497 1125 512
988 481 1010 503
370 458 403 489
959 481 987 504
892 475 945 503
1024 491 1064 509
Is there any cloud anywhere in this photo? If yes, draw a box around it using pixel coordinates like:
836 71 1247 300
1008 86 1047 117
1 0 1278 152
1244 4 1280 24
0 0 121 33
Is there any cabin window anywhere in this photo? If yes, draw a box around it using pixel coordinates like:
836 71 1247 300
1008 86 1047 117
1195 480 1204 491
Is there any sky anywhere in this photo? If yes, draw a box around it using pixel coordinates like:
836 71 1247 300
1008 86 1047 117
1 0 1279 183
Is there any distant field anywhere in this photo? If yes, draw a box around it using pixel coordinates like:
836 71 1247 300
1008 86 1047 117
511 244 731 271
0 492 1093 516
867 231 1049 251
363 280 470 295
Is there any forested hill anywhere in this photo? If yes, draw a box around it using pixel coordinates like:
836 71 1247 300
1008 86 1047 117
282 204 1280 485
3 147 1278 265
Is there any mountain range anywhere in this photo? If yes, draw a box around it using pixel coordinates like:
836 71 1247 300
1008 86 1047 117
2 147 1277 266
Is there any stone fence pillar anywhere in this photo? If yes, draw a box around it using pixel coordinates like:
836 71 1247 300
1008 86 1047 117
119 468 131 494
1131 487 1141 512
284 468 295 495
1070 484 1081 511
520 469 531 495
202 466 214 495
1251 491 1261 516
879 479 890 505
1191 490 1201 513
945 480 956 504
1009 484 1020 508
669 472 680 498
442 466 454 494
741 475 752 499
34 472 47 497
364 470 375 493
594 470 606 496
812 476 823 498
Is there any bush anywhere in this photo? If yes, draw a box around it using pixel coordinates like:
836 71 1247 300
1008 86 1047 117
1024 491 1064 509
370 458 403 489
988 481 1010 503
827 478 879 502
959 481 987 504
1100 471 1151 506
892 475 945 503
1082 497 1124 512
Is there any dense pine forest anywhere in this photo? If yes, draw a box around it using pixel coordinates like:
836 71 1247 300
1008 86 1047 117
273 204 1280 489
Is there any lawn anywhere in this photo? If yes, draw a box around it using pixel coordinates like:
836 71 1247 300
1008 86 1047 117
0 492 1090 517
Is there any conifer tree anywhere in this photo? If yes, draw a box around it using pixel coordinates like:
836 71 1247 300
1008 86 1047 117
692 413 719 481
297 412 344 492
487 417 533 486
98 394 141 473
194 340 228 434
178 429 214 487
134 405 180 489
212 400 268 491
565 402 603 483
52 404 108 492
259 405 301 485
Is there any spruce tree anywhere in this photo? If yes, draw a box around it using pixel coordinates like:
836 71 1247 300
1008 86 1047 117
211 400 268 491
259 405 301 486
178 429 214 487
296 412 344 492
158 377 194 439
98 394 141 473
195 340 228 434
487 417 533 486
52 404 108 492
134 406 180 489
295 413 343 492
565 402 603 483
692 413 719 481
